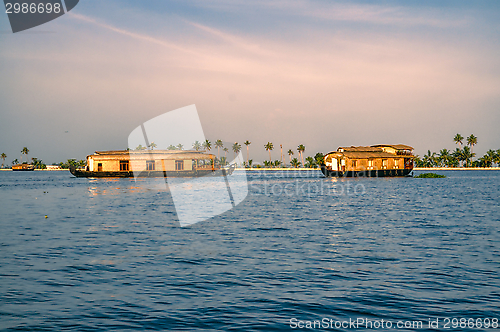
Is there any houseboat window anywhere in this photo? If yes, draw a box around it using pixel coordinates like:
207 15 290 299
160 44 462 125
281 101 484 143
120 160 129 171
97 163 102 172
368 160 373 169
382 159 387 169
352 160 357 168
175 160 184 171
394 159 399 169
146 160 155 171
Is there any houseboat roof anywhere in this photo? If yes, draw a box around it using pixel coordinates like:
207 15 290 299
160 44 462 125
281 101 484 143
339 146 382 152
371 144 414 150
326 151 404 159
325 144 415 159
90 150 216 160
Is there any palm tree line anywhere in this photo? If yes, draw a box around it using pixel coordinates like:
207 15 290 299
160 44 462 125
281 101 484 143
130 136 499 168
7 134 496 171
1 142 325 170
415 134 500 168
1 147 52 169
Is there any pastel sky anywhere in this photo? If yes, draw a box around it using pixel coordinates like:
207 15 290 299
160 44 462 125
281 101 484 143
1 0 500 164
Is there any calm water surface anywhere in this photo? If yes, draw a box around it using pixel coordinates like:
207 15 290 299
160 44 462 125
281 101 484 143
0 170 499 331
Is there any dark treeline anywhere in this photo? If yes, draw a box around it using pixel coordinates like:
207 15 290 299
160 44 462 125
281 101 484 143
0 147 86 169
414 134 500 168
2 134 499 170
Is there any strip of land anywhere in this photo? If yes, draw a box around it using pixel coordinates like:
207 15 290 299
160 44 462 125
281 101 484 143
413 167 500 170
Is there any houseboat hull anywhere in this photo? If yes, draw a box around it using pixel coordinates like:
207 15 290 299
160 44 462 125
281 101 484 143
69 166 235 178
321 166 412 178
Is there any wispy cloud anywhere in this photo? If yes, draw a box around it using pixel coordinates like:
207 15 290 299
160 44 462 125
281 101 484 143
185 21 274 57
1 1 497 163
179 0 469 28
68 12 198 55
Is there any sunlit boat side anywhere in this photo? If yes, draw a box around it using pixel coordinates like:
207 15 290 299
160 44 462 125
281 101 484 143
69 150 234 178
321 144 415 177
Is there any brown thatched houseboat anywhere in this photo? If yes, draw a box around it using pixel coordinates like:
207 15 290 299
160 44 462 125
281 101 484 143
321 144 414 177
69 150 231 178
12 164 35 171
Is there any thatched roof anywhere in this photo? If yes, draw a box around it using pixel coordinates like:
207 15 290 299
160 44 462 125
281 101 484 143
342 152 409 159
90 150 215 160
339 146 383 152
371 144 413 150
325 144 415 159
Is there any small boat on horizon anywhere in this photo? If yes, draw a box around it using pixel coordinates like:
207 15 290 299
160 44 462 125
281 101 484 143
12 164 35 172
321 144 415 177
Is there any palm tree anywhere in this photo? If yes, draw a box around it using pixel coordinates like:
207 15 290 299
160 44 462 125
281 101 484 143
136 144 147 150
244 140 251 165
453 148 465 167
232 142 241 164
438 149 451 167
21 147 29 163
215 140 224 160
290 158 301 168
287 149 294 165
192 141 202 151
314 153 324 166
167 144 177 150
32 157 46 169
1 153 6 168
454 133 464 149
12 159 19 165
149 142 157 150
223 147 229 164
305 156 315 168
280 144 283 166
265 142 274 164
466 134 477 164
479 149 496 167
494 149 500 167
462 146 474 167
203 139 211 151
177 143 184 150
422 150 437 168
297 144 305 167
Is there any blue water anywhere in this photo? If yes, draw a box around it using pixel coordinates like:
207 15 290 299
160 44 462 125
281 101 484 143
0 170 499 331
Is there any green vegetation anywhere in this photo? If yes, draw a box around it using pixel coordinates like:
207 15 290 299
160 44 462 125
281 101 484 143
415 133 499 168
21 147 29 163
415 173 446 178
1 153 6 168
244 140 251 165
264 142 274 164
215 139 223 160
59 159 86 169
192 140 202 151
202 139 211 151
232 142 241 161
297 144 305 166
6 132 497 171
31 158 47 169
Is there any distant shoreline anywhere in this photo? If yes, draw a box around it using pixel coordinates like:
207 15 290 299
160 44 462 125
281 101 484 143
0 169 68 171
413 167 500 171
238 167 500 171
1 167 499 172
